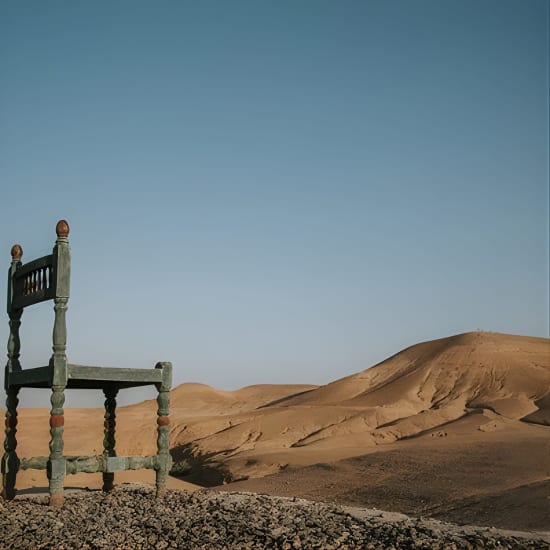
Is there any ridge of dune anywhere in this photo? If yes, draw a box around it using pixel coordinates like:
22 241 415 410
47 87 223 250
124 382 319 416
273 332 549 409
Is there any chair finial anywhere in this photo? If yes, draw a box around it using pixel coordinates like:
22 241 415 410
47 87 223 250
56 220 70 238
11 244 23 261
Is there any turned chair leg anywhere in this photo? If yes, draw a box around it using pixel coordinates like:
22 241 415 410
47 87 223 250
155 362 172 497
102 387 118 492
1 387 20 500
155 387 170 496
48 385 66 506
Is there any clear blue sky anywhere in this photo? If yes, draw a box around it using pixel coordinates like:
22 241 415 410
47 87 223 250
1 1 548 407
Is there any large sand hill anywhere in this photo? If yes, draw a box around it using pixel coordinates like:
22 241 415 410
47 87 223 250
5 331 550 531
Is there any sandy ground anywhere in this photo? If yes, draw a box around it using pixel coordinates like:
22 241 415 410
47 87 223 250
215 427 550 532
3 331 549 535
15 469 198 495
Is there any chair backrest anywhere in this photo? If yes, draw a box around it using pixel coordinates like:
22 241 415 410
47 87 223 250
6 220 71 374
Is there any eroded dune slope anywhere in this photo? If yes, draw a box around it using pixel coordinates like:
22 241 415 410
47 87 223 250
168 331 549 481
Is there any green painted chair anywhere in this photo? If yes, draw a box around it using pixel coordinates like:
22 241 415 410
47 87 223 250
2 220 172 506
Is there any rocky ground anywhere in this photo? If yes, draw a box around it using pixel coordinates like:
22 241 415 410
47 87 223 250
0 485 548 549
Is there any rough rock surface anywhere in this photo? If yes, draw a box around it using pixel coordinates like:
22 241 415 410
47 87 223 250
0 486 547 549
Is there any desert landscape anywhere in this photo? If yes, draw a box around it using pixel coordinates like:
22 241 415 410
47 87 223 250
2 0 547 546
3 331 549 547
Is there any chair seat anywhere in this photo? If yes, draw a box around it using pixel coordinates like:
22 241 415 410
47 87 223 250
8 364 162 390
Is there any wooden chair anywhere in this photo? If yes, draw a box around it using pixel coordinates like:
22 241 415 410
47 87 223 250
1 220 172 506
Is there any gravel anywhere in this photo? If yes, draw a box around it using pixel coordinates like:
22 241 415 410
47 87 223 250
0 485 547 549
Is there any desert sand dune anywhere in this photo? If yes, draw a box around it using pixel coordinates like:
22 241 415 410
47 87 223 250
167 332 549 483
3 331 549 531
